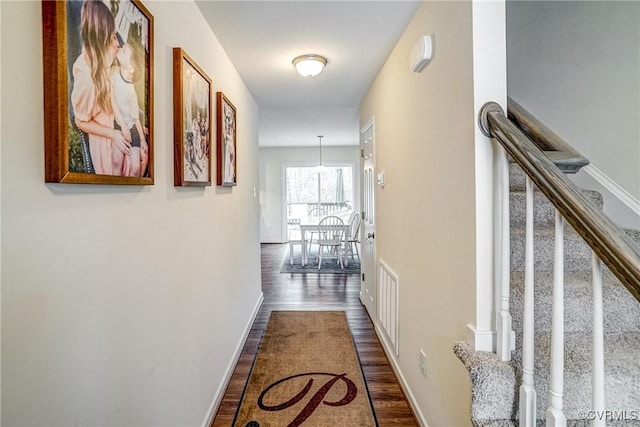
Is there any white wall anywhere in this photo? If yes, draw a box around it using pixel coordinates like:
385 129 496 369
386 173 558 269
360 2 477 425
1 2 262 426
507 1 640 228
259 146 360 243
259 106 360 147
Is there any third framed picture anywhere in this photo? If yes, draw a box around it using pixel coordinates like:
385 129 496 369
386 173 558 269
216 92 237 186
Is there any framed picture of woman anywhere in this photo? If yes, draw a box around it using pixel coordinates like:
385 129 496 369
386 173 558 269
172 48 212 186
216 92 237 187
42 0 154 185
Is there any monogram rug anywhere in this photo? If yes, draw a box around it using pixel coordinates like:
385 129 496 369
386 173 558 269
232 311 378 426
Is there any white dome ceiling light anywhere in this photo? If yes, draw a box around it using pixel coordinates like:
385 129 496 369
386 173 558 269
292 54 327 78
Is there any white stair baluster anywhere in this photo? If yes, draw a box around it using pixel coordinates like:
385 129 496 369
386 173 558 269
497 146 513 361
591 253 606 427
520 176 536 426
546 210 567 426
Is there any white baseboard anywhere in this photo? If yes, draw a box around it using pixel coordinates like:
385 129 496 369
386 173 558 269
201 293 264 427
573 165 640 229
466 324 495 352
374 324 429 427
585 165 640 213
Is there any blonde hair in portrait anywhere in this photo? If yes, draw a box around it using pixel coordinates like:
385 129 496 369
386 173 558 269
80 0 116 114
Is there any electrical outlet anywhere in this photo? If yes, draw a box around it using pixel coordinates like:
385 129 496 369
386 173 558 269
419 349 427 377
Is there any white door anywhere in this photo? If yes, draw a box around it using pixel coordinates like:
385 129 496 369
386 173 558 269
360 118 377 321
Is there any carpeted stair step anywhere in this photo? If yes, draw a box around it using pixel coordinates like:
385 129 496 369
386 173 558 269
624 228 640 244
509 161 527 192
453 341 518 423
508 161 569 193
510 189 603 226
511 225 594 272
455 332 640 424
513 331 640 422
509 225 640 277
510 271 640 334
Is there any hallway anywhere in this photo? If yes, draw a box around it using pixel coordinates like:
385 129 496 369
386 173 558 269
211 243 418 426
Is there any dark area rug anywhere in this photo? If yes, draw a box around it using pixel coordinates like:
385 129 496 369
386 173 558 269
280 249 361 274
232 311 378 426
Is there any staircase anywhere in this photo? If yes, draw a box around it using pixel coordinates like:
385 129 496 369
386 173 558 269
454 162 640 426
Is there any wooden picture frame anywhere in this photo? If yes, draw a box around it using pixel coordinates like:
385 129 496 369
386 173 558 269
42 0 154 185
216 92 237 186
173 48 212 186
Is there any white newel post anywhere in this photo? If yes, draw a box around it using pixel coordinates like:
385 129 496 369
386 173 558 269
496 145 512 361
546 210 567 426
591 253 606 427
520 176 536 426
471 0 507 354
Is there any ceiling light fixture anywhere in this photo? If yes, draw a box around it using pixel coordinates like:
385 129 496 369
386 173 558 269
292 54 327 78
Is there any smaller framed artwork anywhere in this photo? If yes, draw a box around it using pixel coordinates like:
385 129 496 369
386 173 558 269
173 48 212 186
216 92 237 186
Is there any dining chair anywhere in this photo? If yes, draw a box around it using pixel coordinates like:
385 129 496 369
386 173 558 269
286 218 302 265
346 210 358 226
307 205 327 216
344 212 361 261
316 216 346 270
306 207 327 256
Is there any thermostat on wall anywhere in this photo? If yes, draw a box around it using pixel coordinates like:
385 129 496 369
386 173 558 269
410 34 433 73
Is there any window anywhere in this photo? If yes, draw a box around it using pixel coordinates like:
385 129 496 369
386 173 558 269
285 166 354 221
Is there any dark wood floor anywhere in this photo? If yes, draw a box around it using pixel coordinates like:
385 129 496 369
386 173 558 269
210 243 418 426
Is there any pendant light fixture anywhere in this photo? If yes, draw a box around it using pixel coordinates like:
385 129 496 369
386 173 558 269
314 135 328 174
292 54 327 78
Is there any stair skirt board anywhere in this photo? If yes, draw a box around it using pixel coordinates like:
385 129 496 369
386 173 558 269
456 162 640 425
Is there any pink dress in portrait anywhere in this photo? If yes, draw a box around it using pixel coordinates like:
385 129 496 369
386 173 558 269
71 53 114 175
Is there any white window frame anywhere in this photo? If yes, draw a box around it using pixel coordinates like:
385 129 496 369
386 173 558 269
280 161 359 242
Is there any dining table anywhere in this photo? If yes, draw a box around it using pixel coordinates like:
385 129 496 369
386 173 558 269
298 212 352 267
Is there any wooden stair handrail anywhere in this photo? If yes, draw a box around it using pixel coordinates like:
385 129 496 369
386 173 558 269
507 97 589 174
479 102 640 301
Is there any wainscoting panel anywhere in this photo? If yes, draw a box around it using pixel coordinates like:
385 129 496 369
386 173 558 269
378 259 399 356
